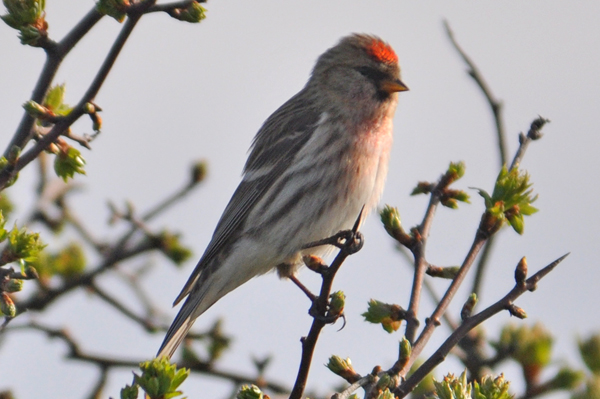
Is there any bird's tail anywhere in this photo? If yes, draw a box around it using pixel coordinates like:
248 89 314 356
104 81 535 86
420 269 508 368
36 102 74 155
156 314 194 359
157 292 216 359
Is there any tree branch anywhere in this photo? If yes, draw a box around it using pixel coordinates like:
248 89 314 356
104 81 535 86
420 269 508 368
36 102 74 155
395 253 567 397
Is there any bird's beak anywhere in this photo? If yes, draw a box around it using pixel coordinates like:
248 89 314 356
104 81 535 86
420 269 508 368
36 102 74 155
380 78 409 94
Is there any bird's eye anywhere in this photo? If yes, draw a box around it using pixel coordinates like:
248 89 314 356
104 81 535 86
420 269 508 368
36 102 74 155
355 66 386 81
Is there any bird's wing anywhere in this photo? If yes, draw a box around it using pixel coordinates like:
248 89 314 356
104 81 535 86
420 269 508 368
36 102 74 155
173 91 320 305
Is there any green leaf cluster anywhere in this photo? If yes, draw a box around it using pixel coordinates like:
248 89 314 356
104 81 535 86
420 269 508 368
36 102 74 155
43 84 72 117
476 165 538 234
491 323 552 382
326 355 355 379
157 231 192 265
579 334 600 374
432 371 513 399
237 385 267 399
1 0 47 45
31 242 86 280
1 0 44 27
131 357 189 399
54 146 86 182
1 221 45 264
362 299 403 333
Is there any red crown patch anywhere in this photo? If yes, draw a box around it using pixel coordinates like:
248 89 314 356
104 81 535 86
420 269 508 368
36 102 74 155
366 39 398 64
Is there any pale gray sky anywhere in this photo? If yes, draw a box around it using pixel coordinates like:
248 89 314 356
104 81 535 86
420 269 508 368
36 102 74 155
1 2 599 398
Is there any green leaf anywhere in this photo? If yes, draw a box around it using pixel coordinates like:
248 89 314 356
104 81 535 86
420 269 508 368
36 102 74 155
120 384 139 399
158 231 192 265
43 84 72 116
362 299 404 333
447 161 466 180
54 146 86 182
579 334 600 374
6 224 45 263
135 357 189 399
472 374 512 399
506 212 524 235
237 385 264 399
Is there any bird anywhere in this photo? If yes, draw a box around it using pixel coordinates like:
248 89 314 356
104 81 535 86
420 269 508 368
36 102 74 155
157 33 408 359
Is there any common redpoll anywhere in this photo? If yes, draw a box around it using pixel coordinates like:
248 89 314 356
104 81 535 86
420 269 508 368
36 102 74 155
158 34 408 358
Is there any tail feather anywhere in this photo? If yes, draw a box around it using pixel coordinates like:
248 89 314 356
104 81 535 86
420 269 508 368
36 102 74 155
157 314 194 359
157 289 216 359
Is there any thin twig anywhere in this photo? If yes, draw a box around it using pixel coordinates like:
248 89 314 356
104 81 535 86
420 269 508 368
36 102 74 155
444 20 507 166
404 192 440 343
510 117 549 170
331 375 375 399
87 367 109 399
290 216 364 399
393 232 488 378
88 282 157 332
445 19 510 302
395 253 568 397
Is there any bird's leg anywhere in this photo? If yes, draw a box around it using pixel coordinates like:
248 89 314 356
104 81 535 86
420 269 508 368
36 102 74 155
277 262 318 301
289 274 317 301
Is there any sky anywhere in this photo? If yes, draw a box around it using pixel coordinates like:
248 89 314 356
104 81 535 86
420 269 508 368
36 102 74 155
1 1 599 399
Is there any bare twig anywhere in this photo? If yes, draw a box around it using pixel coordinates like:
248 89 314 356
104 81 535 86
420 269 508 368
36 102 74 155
444 20 507 166
403 168 463 344
331 375 375 399
87 367 108 399
395 254 568 397
392 232 488 378
510 117 549 170
88 282 157 332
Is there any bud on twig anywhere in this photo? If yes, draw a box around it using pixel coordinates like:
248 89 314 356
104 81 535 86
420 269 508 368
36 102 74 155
326 355 358 382
397 337 412 370
508 304 527 319
461 293 478 321
0 292 16 317
327 291 345 318
190 160 208 185
237 385 269 399
514 256 528 285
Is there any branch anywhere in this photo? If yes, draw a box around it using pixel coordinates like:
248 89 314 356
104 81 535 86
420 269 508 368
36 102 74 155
445 20 511 302
289 214 365 399
403 167 465 343
0 3 153 190
3 7 104 159
444 20 507 166
395 253 568 397
6 321 291 394
510 117 549 170
394 231 488 377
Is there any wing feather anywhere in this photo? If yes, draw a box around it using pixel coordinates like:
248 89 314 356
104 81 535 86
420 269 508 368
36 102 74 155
173 89 321 305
